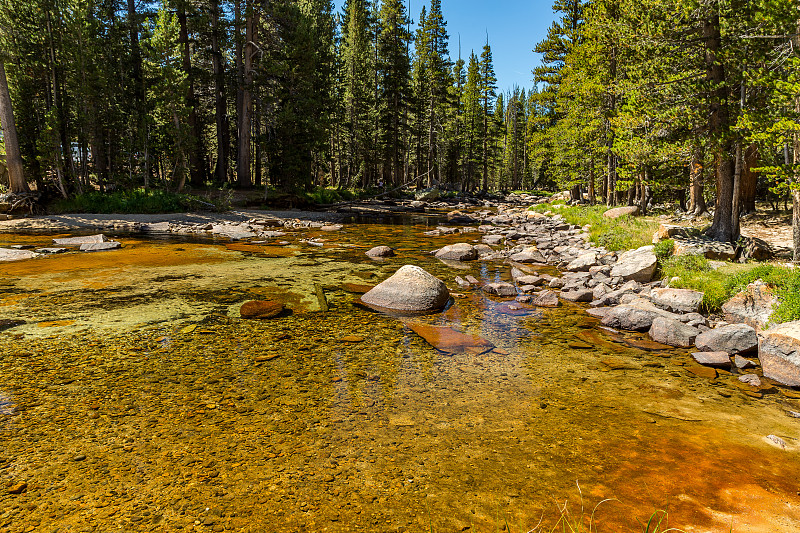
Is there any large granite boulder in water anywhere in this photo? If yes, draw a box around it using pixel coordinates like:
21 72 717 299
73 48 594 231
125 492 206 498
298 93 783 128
361 265 450 313
759 321 800 387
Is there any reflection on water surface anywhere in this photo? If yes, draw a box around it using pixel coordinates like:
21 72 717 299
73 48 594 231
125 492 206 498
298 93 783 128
0 217 798 533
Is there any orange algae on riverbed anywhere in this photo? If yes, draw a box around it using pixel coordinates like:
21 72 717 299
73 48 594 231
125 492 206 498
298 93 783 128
0 241 238 279
0 224 798 532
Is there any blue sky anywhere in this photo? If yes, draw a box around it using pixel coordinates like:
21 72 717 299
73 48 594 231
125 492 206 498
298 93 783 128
333 0 557 92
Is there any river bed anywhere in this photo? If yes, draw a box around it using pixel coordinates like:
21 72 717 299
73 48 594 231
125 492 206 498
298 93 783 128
0 214 798 533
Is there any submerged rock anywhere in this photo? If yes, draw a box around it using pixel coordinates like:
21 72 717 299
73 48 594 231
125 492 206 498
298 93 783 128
404 321 493 354
482 282 517 297
240 300 284 319
80 242 122 252
361 265 450 313
365 245 395 258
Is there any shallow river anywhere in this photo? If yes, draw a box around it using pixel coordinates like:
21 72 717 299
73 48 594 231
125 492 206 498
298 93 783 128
0 213 799 533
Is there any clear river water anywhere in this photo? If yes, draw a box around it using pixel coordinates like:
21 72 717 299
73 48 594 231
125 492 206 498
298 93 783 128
0 212 798 533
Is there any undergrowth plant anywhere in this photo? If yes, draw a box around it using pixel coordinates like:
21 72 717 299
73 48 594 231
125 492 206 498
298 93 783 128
48 188 224 214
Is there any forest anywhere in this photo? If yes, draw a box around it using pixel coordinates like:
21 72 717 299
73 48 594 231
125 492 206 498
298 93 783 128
0 0 798 246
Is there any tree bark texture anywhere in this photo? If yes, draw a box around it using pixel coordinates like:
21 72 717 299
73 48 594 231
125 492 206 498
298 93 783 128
237 1 258 188
740 144 758 214
704 11 737 243
178 5 206 188
211 0 229 184
0 62 29 194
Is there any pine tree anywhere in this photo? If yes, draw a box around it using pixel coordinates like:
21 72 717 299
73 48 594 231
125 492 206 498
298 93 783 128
376 0 412 185
479 41 496 191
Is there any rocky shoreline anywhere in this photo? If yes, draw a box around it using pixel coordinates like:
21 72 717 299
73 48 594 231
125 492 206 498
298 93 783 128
2 192 800 392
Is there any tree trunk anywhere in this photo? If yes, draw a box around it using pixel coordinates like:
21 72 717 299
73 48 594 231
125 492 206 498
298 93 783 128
178 4 206 188
588 157 595 205
237 1 258 188
740 144 758 214
688 144 706 214
0 62 28 194
792 19 800 262
211 0 229 184
704 11 737 243
127 0 146 183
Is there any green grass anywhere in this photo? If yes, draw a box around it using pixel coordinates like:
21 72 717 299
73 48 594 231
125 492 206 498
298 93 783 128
530 203 660 251
661 255 800 320
48 188 224 214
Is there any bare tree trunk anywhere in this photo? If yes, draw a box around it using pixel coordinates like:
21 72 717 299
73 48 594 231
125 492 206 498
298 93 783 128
237 1 258 188
178 4 206 188
792 19 800 262
588 156 595 205
211 0 229 184
0 62 28 194
740 144 758 214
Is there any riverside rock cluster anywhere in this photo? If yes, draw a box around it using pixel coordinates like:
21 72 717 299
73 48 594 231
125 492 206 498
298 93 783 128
363 198 800 392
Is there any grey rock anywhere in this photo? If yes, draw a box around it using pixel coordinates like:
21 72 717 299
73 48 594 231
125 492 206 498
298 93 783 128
566 252 598 272
649 288 704 314
53 234 108 245
415 188 440 201
603 206 640 219
482 235 504 246
691 351 732 368
516 275 544 287
695 324 758 355
482 282 517 297
366 245 395 258
601 305 660 331
738 374 762 387
435 243 478 261
0 248 39 261
530 290 560 308
649 317 700 348
35 247 68 254
560 289 594 303
510 247 547 264
733 355 756 370
361 265 450 313
611 246 658 283
80 242 121 252
758 321 800 387
721 280 776 330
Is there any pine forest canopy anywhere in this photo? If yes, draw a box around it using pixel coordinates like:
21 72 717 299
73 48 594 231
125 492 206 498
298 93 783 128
0 0 538 198
0 0 798 252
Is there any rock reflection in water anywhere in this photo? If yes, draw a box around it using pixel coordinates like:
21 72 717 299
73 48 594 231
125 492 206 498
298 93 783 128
0 220 798 532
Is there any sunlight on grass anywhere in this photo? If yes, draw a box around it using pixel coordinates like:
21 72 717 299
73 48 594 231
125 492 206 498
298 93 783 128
530 203 660 251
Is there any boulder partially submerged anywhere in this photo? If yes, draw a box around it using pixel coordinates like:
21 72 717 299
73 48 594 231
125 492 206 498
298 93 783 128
759 321 800 387
361 265 450 313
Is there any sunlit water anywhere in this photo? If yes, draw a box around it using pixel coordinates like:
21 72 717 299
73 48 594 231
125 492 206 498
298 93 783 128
0 215 799 533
